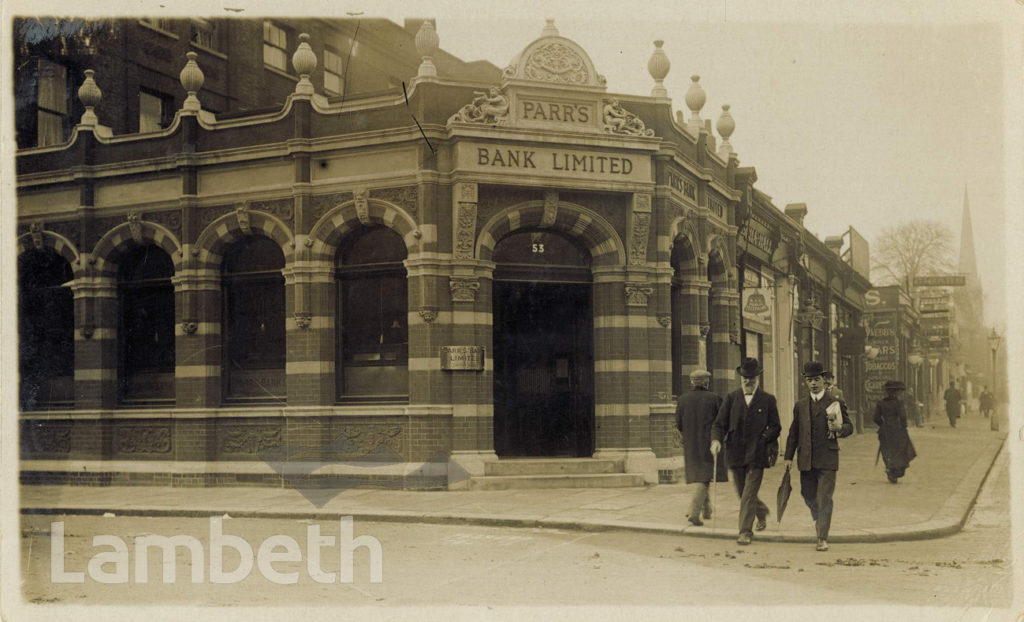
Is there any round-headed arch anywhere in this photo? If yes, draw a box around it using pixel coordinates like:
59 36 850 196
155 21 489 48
477 200 625 266
192 208 295 270
17 227 80 270
305 197 420 262
706 234 735 287
668 216 701 277
90 219 183 276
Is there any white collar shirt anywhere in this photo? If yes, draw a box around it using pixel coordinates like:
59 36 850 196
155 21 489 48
811 391 825 403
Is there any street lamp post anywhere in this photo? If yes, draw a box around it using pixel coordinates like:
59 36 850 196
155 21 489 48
987 328 1001 432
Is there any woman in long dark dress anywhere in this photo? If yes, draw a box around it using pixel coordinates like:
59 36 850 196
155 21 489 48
872 380 917 483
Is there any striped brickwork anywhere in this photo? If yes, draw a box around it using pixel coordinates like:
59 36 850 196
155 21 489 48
69 277 118 409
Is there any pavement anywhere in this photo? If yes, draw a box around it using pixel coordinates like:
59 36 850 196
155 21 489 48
20 412 1007 544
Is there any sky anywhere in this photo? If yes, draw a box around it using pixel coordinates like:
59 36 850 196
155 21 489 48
1 0 1020 330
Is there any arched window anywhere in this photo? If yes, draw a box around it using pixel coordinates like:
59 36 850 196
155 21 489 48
222 235 286 402
118 245 175 406
18 249 74 410
336 226 408 401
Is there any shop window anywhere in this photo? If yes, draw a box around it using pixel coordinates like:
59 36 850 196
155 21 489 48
139 89 172 133
743 330 763 382
263 21 289 72
324 47 343 95
118 245 175 405
36 59 70 147
223 236 286 402
18 249 74 410
336 227 408 401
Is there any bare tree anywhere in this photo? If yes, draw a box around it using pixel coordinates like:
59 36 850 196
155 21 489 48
871 220 955 286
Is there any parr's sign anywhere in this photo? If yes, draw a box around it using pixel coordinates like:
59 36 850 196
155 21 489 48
459 143 650 182
441 346 485 371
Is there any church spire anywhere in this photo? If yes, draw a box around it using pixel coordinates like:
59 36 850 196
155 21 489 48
958 186 979 285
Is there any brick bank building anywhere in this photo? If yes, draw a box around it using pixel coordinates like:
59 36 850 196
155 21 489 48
15 18 867 489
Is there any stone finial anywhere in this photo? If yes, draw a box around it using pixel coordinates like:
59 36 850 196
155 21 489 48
541 18 559 37
77 69 102 125
292 33 317 95
684 75 706 134
648 40 670 98
415 20 439 78
179 52 205 111
716 104 735 159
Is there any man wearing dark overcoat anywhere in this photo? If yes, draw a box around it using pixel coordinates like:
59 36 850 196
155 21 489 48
784 361 853 552
710 357 781 545
676 369 727 526
943 381 962 428
872 380 916 483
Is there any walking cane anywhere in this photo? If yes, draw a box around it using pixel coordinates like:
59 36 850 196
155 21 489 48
710 443 720 535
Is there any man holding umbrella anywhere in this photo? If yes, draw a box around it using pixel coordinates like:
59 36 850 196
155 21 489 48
676 369 727 526
784 361 853 552
710 357 781 545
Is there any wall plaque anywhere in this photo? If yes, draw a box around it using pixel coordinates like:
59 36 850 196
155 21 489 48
441 346 485 371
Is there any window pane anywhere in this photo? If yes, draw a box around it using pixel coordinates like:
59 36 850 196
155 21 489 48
324 49 342 72
37 110 64 147
325 71 341 95
37 60 67 113
18 249 75 409
139 91 163 133
263 44 288 71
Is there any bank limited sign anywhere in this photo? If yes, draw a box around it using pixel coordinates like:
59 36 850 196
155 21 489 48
456 142 651 183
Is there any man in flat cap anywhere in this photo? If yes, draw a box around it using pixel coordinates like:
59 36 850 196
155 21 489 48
784 361 854 551
710 357 781 545
676 369 727 526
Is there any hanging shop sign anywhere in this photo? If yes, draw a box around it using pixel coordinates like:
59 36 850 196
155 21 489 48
912 275 966 287
740 212 779 261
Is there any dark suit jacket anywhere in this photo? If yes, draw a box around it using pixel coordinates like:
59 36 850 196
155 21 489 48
784 394 853 471
676 387 728 483
710 388 781 469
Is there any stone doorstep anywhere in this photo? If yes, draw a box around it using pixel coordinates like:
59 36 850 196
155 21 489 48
467 473 646 491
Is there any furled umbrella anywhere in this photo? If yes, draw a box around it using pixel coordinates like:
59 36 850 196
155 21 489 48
776 464 792 523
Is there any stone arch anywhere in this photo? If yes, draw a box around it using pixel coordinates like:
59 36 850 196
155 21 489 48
305 198 420 262
477 200 625 267
16 227 80 269
90 219 183 276
192 207 295 270
668 216 701 277
706 234 735 287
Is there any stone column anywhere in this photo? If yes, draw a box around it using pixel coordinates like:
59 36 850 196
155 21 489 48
283 259 335 406
445 182 497 487
172 268 221 408
591 269 658 484
70 276 118 410
710 288 740 396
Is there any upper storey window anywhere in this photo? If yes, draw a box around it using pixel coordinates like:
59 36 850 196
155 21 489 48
263 21 289 72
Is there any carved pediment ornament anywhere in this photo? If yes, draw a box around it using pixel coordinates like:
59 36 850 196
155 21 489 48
524 42 590 85
418 306 439 323
657 314 672 328
448 86 510 126
294 313 312 330
602 99 654 137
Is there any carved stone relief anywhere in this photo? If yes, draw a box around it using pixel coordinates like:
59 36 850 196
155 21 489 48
310 192 353 223
221 427 282 454
372 186 419 218
448 86 510 125
354 189 370 226
629 212 651 266
116 426 172 454
541 191 558 228
26 425 72 454
336 424 403 456
602 99 655 137
144 209 182 232
625 282 654 307
523 43 590 85
126 212 143 244
250 198 294 223
454 202 477 260
450 277 480 302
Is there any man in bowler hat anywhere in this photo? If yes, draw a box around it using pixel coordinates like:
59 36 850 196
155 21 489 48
676 369 727 526
784 361 853 551
710 357 781 545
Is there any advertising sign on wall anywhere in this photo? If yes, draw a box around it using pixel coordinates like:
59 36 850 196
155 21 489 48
864 311 899 405
742 287 773 327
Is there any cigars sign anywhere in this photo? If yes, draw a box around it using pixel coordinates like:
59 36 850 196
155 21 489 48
456 142 651 182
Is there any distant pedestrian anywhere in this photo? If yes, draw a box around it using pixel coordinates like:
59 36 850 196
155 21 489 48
872 380 917 483
710 357 781 546
824 371 845 403
904 386 923 427
979 386 994 418
784 361 853 552
943 381 962 428
675 369 727 526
